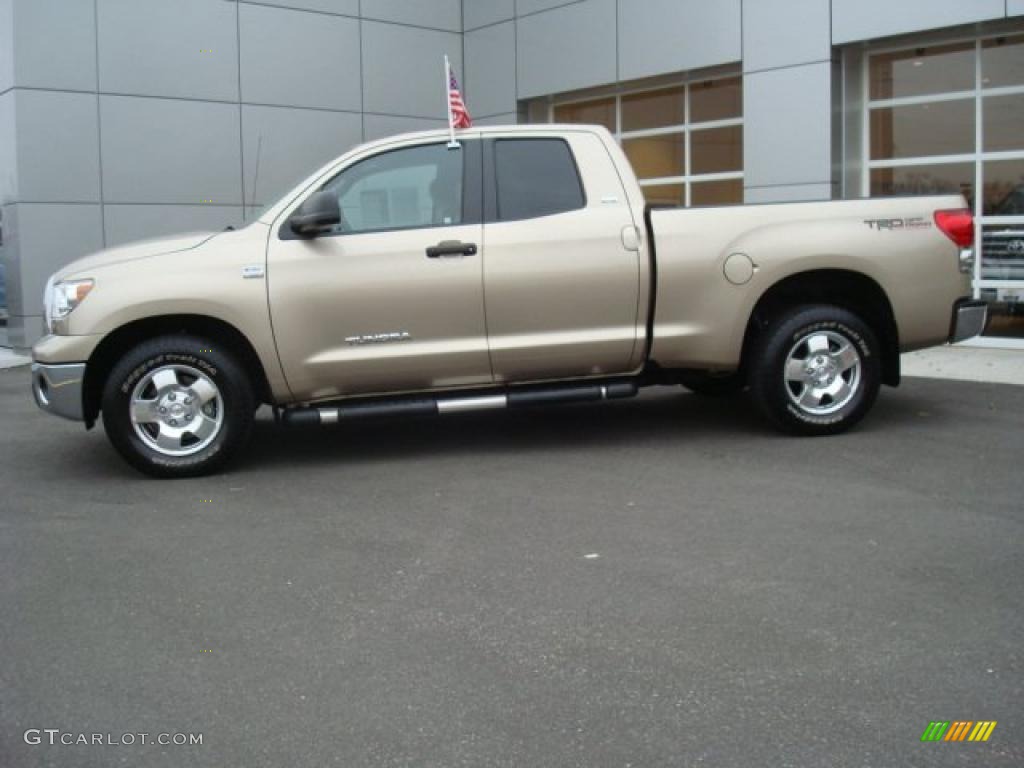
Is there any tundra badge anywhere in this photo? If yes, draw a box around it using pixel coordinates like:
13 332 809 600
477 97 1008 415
242 265 265 279
345 331 412 345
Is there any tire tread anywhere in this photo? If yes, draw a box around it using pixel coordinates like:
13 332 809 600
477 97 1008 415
100 334 255 478
749 304 881 436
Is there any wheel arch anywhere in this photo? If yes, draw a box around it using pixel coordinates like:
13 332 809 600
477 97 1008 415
83 314 272 428
741 269 900 387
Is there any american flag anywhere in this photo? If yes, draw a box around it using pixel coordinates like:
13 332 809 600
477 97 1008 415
448 67 472 129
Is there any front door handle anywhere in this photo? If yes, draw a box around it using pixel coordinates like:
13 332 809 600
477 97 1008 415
426 240 477 258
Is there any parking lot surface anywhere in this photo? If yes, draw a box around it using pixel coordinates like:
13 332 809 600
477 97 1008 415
1 366 1021 767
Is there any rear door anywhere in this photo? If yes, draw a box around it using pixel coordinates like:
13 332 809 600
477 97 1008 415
482 131 644 383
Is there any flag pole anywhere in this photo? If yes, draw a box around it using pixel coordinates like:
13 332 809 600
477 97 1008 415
444 55 460 149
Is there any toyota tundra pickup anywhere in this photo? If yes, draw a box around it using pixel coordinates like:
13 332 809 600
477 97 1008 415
31 125 986 477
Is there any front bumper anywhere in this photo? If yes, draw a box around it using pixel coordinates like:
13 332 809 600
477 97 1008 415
31 362 87 421
950 300 988 343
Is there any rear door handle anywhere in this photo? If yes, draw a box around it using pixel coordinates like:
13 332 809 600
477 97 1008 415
426 240 477 258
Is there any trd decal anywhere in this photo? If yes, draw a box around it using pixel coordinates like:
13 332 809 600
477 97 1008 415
864 217 932 231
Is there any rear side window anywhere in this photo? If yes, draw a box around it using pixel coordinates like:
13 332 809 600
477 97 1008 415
493 138 585 221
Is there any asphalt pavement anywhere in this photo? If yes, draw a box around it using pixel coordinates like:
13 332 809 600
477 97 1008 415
1 365 1021 767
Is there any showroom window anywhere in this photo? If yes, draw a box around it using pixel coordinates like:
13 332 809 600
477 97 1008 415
866 34 1024 340
550 75 743 207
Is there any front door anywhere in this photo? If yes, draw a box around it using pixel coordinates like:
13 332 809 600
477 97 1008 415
267 139 490 402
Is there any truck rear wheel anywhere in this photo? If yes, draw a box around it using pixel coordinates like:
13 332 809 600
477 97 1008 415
101 335 255 477
749 305 881 436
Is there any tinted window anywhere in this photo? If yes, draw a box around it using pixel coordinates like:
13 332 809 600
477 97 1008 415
322 143 463 234
493 139 584 221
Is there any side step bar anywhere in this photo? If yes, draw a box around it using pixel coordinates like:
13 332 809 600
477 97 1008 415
281 380 639 426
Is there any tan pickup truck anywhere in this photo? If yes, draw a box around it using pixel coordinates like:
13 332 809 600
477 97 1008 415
31 125 985 477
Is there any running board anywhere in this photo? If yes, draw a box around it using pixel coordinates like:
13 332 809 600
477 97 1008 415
281 380 638 426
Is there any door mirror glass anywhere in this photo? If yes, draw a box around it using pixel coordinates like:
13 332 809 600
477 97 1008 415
290 191 342 236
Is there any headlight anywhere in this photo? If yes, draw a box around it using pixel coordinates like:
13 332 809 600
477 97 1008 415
44 277 94 333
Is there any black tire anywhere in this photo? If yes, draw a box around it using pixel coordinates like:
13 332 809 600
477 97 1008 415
749 305 881 436
681 373 746 397
101 335 255 477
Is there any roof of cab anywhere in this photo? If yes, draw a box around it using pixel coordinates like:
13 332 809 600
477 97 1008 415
356 123 612 153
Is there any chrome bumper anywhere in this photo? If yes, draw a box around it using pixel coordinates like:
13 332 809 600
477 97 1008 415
950 300 988 344
31 362 86 421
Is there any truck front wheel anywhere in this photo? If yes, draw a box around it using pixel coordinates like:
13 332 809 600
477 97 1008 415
749 305 881 436
101 335 255 477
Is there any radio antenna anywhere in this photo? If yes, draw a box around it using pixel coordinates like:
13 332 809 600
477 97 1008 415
249 133 264 220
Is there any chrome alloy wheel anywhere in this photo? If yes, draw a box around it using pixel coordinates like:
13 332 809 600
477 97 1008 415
129 364 224 457
783 330 862 416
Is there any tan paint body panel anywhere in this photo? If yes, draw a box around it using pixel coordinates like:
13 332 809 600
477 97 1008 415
647 196 972 370
268 220 490 400
33 332 106 365
51 223 291 401
33 124 970 408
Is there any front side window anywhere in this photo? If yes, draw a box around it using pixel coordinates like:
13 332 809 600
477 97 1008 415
493 138 584 221
321 143 463 235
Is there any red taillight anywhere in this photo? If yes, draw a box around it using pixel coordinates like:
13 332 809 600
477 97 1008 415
934 208 974 249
